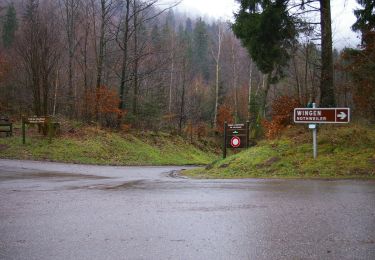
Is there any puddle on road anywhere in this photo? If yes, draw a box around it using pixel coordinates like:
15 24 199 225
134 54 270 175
0 171 110 181
101 180 146 190
182 204 268 212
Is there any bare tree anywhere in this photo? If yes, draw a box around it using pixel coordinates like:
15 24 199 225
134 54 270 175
17 0 61 116
60 0 81 117
211 21 224 129
91 0 117 119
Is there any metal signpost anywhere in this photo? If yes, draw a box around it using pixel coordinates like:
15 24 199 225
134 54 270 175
294 104 350 159
223 121 249 158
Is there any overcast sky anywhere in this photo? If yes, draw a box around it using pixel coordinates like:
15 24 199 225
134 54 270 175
170 0 361 49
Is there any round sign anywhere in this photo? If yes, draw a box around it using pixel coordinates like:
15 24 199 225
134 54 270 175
230 136 241 148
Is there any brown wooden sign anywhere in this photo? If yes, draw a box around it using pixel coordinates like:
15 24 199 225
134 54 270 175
223 122 249 158
226 123 247 149
294 108 350 124
22 116 56 144
26 116 48 124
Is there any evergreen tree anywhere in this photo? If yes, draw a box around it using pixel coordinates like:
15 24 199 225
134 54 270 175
183 19 193 62
166 9 175 30
232 0 297 80
232 0 297 116
185 17 193 34
193 18 209 80
151 24 161 49
2 3 18 48
352 0 375 46
233 0 335 107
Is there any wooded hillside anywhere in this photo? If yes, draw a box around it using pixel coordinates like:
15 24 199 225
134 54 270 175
0 0 374 137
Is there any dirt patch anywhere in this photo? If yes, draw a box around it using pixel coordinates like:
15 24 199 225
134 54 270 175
219 163 229 168
256 157 281 169
168 170 188 179
350 168 371 176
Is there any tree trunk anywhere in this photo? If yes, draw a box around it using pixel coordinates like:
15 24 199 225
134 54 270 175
292 53 301 102
319 0 335 107
95 0 107 120
42 75 49 116
64 0 78 118
213 23 223 129
304 43 309 105
261 73 271 118
96 0 106 90
132 0 139 117
231 39 238 122
248 62 253 119
178 57 186 134
53 70 58 116
83 22 89 119
213 60 220 128
119 0 130 112
168 53 174 114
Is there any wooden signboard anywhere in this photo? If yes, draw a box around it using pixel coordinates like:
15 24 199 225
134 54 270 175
223 122 249 158
22 116 57 144
26 116 47 124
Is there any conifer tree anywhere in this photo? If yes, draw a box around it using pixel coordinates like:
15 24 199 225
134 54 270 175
2 3 18 48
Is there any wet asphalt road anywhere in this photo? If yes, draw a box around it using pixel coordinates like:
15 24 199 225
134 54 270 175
0 159 374 260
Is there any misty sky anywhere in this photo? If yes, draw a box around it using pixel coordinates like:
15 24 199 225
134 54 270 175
171 0 361 49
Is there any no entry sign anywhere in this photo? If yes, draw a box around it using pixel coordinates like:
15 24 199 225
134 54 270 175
230 136 241 148
294 108 350 124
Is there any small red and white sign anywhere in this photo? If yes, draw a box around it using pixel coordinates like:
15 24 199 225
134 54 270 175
230 136 241 148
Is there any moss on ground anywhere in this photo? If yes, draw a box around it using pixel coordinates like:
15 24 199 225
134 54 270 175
183 123 375 179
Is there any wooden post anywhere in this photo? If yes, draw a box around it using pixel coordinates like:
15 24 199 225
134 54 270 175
223 121 227 159
246 120 250 148
22 117 26 144
48 117 53 144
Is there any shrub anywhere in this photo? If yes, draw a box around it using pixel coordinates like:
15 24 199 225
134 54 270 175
85 85 124 127
262 96 300 139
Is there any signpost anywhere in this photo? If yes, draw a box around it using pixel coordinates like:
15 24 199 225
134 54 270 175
294 108 350 124
294 105 350 159
223 122 249 158
22 116 57 144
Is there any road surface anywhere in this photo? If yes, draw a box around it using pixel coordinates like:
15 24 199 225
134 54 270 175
0 159 374 259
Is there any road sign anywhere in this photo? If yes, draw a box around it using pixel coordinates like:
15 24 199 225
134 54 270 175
230 136 241 148
22 116 57 144
27 116 47 124
225 123 248 149
223 122 250 158
294 108 350 124
227 124 247 136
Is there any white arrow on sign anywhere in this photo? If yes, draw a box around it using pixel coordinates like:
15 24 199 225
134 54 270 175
337 112 347 120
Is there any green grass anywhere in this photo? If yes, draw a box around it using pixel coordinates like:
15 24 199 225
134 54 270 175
0 127 218 166
183 124 375 179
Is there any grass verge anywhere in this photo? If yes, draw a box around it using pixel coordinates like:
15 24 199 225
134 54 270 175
0 126 218 166
183 123 375 179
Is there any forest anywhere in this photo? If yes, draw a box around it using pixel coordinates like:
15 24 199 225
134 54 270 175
0 0 374 139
